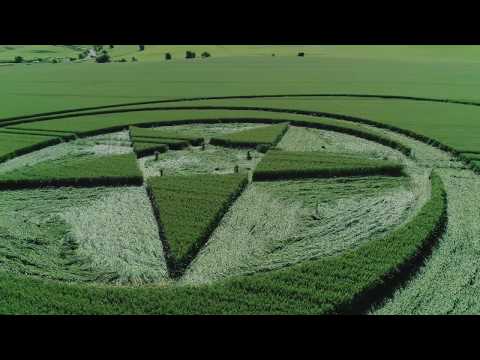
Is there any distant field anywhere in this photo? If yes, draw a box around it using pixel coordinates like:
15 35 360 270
5 46 480 119
0 45 87 62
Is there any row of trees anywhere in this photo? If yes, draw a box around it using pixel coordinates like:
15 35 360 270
13 48 305 65
167 51 211 60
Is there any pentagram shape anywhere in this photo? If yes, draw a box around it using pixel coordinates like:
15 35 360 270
0 122 408 286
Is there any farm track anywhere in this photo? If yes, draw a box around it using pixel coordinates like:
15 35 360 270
0 93 477 314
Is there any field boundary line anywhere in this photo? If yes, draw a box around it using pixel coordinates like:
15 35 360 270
0 104 453 155
3 93 480 124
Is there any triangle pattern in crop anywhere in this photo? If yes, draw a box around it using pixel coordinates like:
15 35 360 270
147 173 248 277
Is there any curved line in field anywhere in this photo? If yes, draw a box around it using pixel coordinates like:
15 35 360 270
3 102 479 173
0 104 459 153
0 109 452 314
3 92 480 123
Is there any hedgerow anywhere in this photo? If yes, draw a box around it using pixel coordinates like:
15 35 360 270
210 123 288 149
147 174 248 277
254 150 404 181
0 154 143 189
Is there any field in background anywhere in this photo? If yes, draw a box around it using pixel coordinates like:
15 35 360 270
4 45 480 119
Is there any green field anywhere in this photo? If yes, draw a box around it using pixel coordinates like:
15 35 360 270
0 45 479 314
253 149 403 180
0 153 143 189
0 45 86 62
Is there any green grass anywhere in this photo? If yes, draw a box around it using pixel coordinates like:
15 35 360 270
253 150 404 180
4 109 304 133
0 153 143 189
106 45 326 62
0 133 62 163
0 128 75 139
460 153 480 161
5 47 480 119
147 174 248 276
0 45 86 62
210 123 288 149
129 126 204 145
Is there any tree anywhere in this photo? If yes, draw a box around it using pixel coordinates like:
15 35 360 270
139 45 145 51
119 58 127 63
201 51 211 58
298 52 305 57
51 59 58 64
102 50 108 55
96 54 111 63
109 45 114 49
165 52 172 60
131 56 138 62
14 56 23 63
185 50 196 59
78 52 86 60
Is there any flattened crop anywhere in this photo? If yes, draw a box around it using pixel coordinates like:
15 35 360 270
147 174 248 276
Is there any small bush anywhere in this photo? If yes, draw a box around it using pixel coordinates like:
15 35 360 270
185 51 196 59
109 45 114 49
96 54 111 63
201 51 211 58
139 45 145 51
165 53 172 60
298 52 305 57
14 56 23 63
132 57 138 62
119 58 127 63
